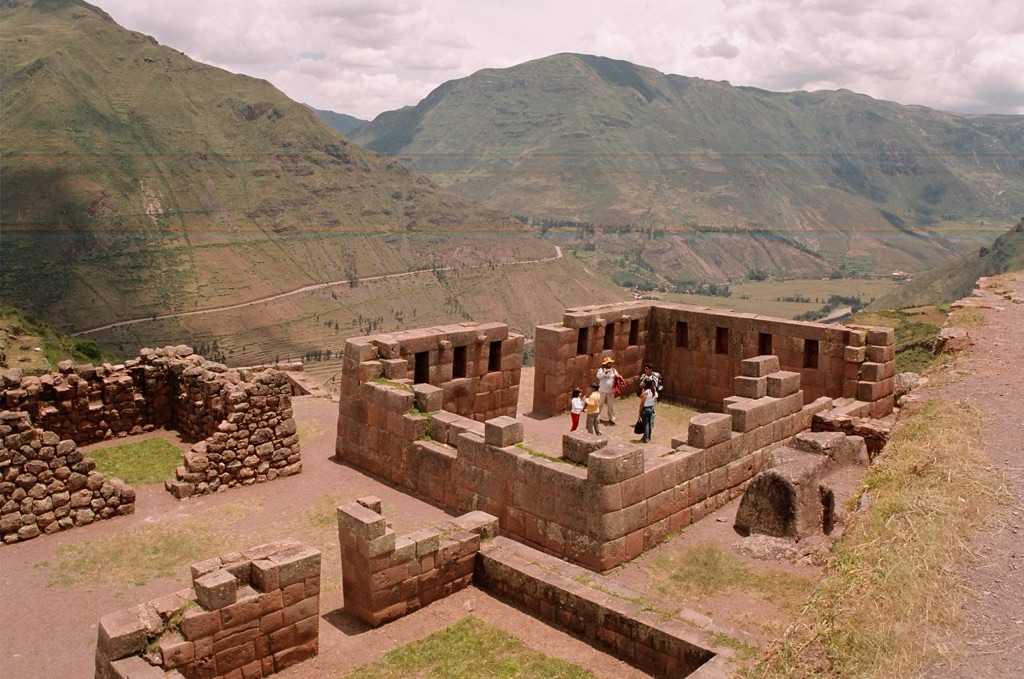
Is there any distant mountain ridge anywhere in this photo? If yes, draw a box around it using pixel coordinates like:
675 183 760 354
352 53 1024 282
0 1 624 363
308 106 366 136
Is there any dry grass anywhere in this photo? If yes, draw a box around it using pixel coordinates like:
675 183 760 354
948 307 987 328
44 500 262 588
340 616 599 679
752 398 1010 679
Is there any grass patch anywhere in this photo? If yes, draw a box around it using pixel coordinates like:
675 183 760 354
753 398 1009 678
44 500 260 588
89 437 183 486
340 616 599 678
948 306 987 328
650 544 813 610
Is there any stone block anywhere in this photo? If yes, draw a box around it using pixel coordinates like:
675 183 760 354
844 345 866 362
733 376 766 399
561 432 607 465
356 496 383 514
454 511 499 538
860 361 895 382
271 545 321 587
687 413 732 449
766 371 800 398
740 355 780 378
381 358 408 380
194 569 238 610
587 444 645 485
484 417 523 447
413 384 443 413
857 378 894 402
336 502 388 542
866 327 895 346
865 345 895 363
97 609 147 660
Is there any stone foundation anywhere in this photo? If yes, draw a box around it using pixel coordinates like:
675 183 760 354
1 345 300 503
95 540 320 679
0 410 135 544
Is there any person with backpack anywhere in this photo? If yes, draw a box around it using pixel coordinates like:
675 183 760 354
637 376 657 443
638 362 663 398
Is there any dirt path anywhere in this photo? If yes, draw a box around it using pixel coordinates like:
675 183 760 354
919 273 1024 678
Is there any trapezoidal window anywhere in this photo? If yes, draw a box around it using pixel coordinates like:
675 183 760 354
804 339 819 369
715 327 729 355
628 319 639 346
603 323 616 350
759 332 773 356
414 351 430 384
676 321 689 348
576 328 589 356
453 345 467 378
488 340 502 372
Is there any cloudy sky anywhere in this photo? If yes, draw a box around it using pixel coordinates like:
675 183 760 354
99 0 1024 121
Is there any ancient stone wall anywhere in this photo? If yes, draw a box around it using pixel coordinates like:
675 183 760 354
336 355 834 571
340 322 523 422
336 496 498 627
0 410 136 544
0 346 300 503
334 502 732 678
95 540 320 679
533 302 895 418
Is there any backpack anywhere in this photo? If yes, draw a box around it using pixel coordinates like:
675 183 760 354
640 372 663 397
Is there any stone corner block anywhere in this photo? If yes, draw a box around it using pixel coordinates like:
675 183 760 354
766 371 800 398
270 544 321 587
687 413 732 449
454 511 499 539
194 569 238 610
587 443 645 485
336 502 388 542
484 416 523 447
97 609 147 660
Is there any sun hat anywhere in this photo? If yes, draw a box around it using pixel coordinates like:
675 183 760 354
601 357 614 365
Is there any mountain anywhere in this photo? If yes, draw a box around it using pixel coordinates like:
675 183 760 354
308 106 366 136
352 53 1024 284
868 216 1024 310
0 1 625 364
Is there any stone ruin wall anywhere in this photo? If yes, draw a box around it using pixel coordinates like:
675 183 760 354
533 302 895 419
0 346 300 543
341 322 523 422
95 539 321 679
336 356 836 571
335 309 894 572
336 501 731 678
0 410 135 544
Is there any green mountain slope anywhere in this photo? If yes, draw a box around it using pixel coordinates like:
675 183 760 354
1 1 625 361
352 53 1024 282
309 106 366 136
868 216 1024 309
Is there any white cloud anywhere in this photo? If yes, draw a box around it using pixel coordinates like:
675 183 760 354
97 0 1024 119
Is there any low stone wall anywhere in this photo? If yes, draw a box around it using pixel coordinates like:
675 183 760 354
95 540 320 679
1 346 300 501
336 497 498 627
336 355 834 571
1 410 135 544
335 504 733 678
478 537 735 679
